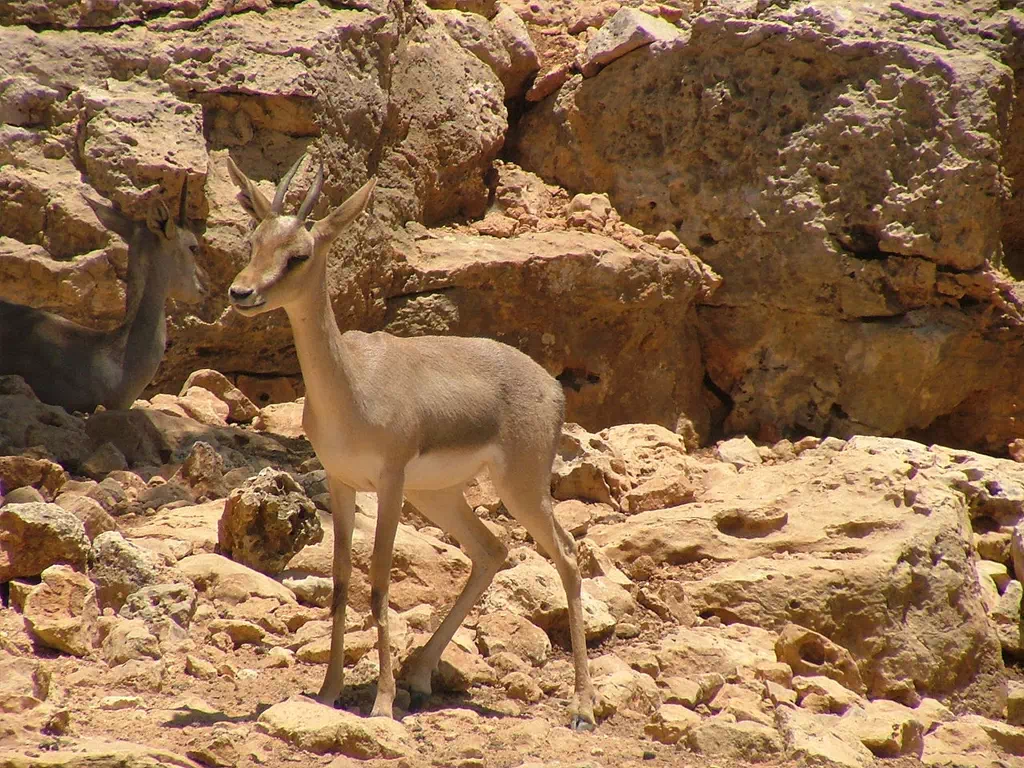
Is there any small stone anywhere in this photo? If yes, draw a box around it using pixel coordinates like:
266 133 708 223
23 565 100 656
654 230 680 249
715 436 762 469
81 442 128 479
100 695 143 710
502 671 544 703
645 703 701 745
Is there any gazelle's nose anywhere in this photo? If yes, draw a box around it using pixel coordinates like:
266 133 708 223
229 286 253 302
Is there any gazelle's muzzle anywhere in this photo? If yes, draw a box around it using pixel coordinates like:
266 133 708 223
228 281 265 312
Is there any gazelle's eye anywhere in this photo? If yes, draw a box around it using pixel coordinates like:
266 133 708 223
286 254 309 269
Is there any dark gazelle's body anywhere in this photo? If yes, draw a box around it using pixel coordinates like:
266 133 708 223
0 190 202 412
225 156 597 729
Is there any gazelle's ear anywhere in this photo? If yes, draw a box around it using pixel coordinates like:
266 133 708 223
83 194 135 242
147 200 177 240
312 177 376 248
226 156 273 221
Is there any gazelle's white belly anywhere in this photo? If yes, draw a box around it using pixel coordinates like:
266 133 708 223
309 428 498 493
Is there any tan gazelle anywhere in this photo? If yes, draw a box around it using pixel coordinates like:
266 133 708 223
0 184 204 413
225 155 597 729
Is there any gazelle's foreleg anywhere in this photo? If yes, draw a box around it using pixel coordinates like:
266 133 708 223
317 478 356 705
368 470 405 718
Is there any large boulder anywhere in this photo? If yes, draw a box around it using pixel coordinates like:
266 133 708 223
514 3 1024 452
590 437 1007 714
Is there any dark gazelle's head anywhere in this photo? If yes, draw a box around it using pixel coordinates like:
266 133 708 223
225 155 376 315
85 181 205 304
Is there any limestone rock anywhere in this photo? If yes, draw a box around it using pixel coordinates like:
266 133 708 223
0 393 94 469
0 455 66 499
841 699 925 758
389 230 716 436
579 7 683 78
716 436 763 469
656 624 778 678
601 423 703 512
171 441 229 501
218 468 323 575
0 738 198 767
252 402 305 439
23 564 100 657
101 618 161 666
594 440 1007 714
793 675 864 715
55 494 118 541
177 553 297 605
777 706 875 768
0 502 90 581
88 531 172 612
776 625 865 696
590 654 661 718
481 560 616 641
645 703 702 745
0 656 51 714
180 369 259 424
436 644 498 692
991 579 1023 653
551 423 631 508
922 716 1024 767
256 696 410 758
475 610 551 666
119 582 198 629
514 3 1024 452
686 716 784 762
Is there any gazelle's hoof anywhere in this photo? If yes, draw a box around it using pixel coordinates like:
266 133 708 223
407 690 430 712
570 714 596 732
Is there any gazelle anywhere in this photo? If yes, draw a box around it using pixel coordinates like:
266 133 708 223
225 156 597 729
0 185 203 413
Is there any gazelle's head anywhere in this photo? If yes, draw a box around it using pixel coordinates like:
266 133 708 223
225 155 376 316
85 182 205 304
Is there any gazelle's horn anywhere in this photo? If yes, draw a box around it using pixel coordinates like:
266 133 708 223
297 160 324 222
272 155 304 215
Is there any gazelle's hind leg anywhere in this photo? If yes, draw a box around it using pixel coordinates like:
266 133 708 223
491 470 597 730
401 486 508 704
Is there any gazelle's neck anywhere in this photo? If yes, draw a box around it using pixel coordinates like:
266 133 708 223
111 242 172 407
284 267 355 411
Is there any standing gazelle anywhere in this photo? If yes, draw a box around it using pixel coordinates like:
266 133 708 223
225 156 597 729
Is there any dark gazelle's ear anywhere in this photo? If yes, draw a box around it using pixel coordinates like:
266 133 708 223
83 194 136 242
226 156 273 221
147 199 177 240
312 177 377 248
178 177 189 226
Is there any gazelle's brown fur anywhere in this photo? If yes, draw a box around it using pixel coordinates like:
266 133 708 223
0 187 203 413
225 156 596 729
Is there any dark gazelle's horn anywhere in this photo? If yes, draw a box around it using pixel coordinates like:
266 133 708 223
297 160 324 222
272 155 304 215
178 176 189 225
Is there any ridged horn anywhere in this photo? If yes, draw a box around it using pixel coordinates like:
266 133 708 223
271 155 305 215
297 160 324 222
